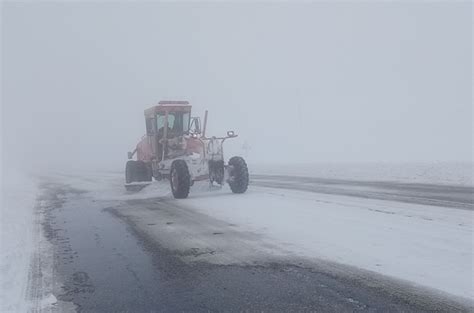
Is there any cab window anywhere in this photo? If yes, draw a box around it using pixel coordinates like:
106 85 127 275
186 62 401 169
156 113 174 131
146 118 154 135
156 112 189 136
171 112 190 134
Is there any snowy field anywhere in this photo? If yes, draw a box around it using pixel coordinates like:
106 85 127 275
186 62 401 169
1 162 473 311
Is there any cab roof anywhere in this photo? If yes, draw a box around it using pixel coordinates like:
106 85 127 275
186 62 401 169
144 100 191 117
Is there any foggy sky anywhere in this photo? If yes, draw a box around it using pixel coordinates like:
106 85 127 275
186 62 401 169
1 2 472 171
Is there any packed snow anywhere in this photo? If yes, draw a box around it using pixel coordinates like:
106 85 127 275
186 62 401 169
184 186 473 300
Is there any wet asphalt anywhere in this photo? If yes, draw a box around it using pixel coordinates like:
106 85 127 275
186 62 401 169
33 180 472 313
251 175 474 210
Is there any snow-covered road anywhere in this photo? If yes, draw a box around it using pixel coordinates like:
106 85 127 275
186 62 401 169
182 183 473 300
4 169 473 312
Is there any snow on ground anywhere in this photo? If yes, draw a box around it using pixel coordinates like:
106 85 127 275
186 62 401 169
1 169 38 312
43 169 171 200
251 162 474 186
183 186 473 300
11 162 472 308
52 166 474 301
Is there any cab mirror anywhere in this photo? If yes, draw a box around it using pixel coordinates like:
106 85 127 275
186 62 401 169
190 117 201 134
127 151 133 159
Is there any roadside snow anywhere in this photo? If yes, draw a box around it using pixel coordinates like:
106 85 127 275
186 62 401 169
1 169 38 312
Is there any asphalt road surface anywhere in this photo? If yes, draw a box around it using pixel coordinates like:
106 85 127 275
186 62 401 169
29 175 473 312
252 175 474 210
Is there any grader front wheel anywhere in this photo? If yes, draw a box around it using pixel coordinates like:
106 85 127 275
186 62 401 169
170 160 191 199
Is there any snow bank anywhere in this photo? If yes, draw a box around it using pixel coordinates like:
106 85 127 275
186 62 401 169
1 169 38 312
251 162 474 186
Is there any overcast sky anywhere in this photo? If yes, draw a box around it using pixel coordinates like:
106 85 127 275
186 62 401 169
2 1 472 171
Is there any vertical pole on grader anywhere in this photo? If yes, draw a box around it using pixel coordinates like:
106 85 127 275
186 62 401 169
202 110 208 138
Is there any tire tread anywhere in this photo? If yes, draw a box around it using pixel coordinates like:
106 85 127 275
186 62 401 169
228 156 249 194
170 160 191 199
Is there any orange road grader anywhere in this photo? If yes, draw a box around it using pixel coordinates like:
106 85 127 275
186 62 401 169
125 100 249 198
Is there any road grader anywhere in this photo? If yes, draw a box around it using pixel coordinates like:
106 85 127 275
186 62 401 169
125 100 249 198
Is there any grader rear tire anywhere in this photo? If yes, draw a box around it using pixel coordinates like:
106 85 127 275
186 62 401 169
125 160 138 184
228 156 249 194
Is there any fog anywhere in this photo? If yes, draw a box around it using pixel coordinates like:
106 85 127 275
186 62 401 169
2 2 472 172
